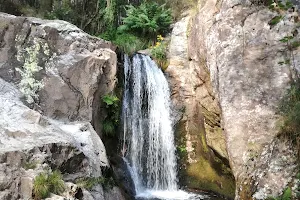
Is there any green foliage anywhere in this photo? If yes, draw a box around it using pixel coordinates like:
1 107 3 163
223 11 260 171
23 161 37 170
280 36 294 43
151 35 167 60
119 2 172 40
268 0 294 10
150 35 169 70
99 29 149 54
268 15 283 26
103 120 115 136
267 187 292 200
177 144 187 154
34 170 64 199
103 94 119 106
48 171 65 194
102 94 120 136
34 173 50 199
45 1 74 21
282 187 292 200
114 33 149 54
296 171 300 198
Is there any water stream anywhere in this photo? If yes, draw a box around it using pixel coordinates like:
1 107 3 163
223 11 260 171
122 54 215 200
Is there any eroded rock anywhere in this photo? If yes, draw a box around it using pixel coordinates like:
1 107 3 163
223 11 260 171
188 0 299 199
0 13 123 200
166 13 235 198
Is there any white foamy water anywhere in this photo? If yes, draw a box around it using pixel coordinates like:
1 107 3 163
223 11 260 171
122 54 212 200
136 190 208 200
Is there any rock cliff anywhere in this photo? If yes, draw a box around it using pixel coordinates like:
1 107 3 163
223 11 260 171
166 13 235 198
0 13 124 200
168 0 299 199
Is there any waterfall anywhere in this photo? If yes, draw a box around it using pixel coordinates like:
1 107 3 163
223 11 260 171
122 54 209 200
122 54 177 193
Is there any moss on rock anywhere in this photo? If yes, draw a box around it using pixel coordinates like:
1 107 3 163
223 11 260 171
186 155 235 198
175 113 235 199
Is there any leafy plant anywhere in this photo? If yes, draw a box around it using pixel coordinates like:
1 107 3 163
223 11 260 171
103 94 119 106
268 15 283 26
150 35 169 70
114 33 149 54
34 170 64 199
177 144 187 154
48 170 65 194
119 2 172 40
34 173 50 199
23 160 38 170
102 94 120 136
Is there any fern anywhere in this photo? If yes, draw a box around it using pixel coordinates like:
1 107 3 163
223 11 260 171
119 2 172 40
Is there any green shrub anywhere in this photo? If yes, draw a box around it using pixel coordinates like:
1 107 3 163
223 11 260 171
34 173 50 199
33 170 65 199
102 94 120 136
119 2 172 40
150 35 169 70
114 33 149 54
48 170 65 194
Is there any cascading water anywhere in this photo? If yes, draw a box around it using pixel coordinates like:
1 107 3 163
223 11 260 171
122 54 209 200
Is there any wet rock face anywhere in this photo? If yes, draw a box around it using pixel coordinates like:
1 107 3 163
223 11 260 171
188 0 299 199
166 14 235 198
0 13 124 200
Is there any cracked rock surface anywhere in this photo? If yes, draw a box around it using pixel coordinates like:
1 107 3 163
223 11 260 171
0 13 123 200
186 0 299 199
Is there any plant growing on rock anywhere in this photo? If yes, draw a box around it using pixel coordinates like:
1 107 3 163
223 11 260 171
266 187 292 200
33 170 65 199
118 2 172 41
150 34 169 70
102 94 120 136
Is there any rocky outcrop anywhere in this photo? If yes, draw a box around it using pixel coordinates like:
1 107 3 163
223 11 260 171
0 13 124 200
166 13 235 198
185 0 299 199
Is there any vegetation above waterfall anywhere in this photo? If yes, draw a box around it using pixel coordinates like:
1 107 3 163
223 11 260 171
0 0 196 58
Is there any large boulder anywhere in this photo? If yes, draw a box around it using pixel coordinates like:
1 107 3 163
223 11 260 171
0 13 123 200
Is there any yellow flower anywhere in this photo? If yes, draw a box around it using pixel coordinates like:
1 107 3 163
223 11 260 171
157 35 164 41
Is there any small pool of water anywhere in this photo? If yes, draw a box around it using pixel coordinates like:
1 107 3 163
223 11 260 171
135 190 225 200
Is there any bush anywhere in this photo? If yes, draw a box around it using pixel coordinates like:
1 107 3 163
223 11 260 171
34 173 50 199
102 94 120 136
114 33 149 54
119 2 172 40
34 170 65 199
150 35 169 70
